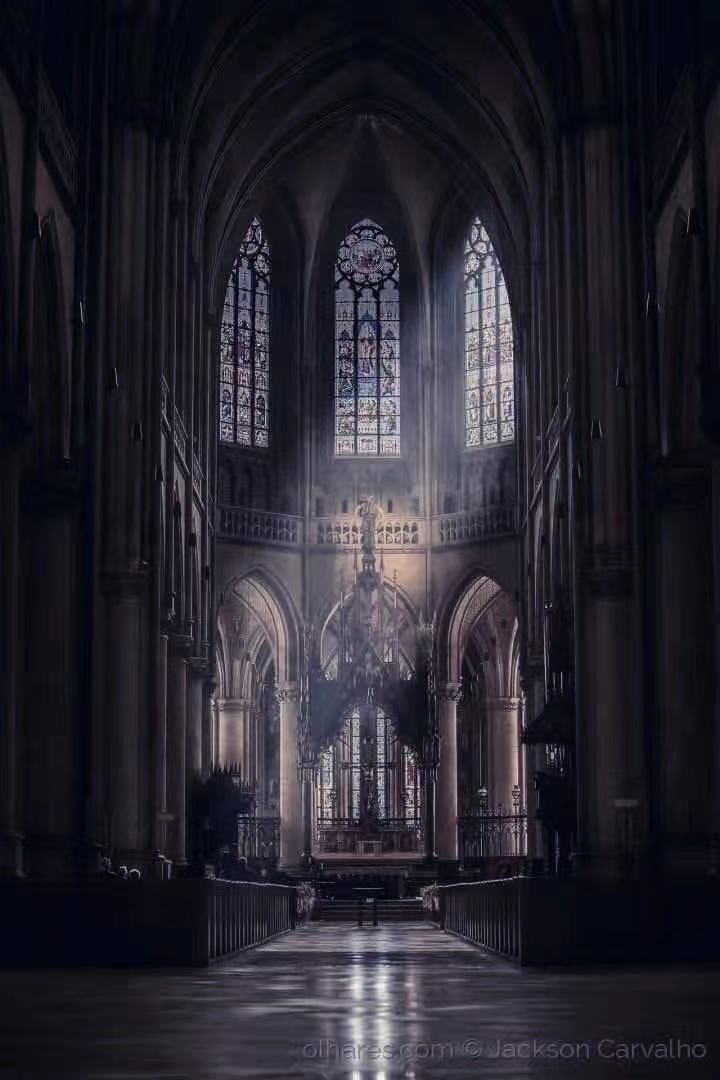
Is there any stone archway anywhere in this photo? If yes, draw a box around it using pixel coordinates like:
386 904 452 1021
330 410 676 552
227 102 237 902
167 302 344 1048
437 570 522 860
217 568 302 866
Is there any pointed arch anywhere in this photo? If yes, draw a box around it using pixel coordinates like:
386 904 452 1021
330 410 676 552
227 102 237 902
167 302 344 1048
464 217 515 448
219 216 271 447
218 566 300 685
334 218 400 457
438 567 518 684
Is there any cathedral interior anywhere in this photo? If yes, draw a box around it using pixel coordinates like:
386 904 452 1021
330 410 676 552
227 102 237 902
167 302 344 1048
1 0 720 1075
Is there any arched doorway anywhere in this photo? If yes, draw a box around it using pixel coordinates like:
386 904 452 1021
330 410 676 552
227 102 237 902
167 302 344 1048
440 571 525 865
214 570 301 868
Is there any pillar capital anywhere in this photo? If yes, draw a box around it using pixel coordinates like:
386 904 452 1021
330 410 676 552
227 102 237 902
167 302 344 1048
275 682 299 704
167 632 193 659
101 567 150 601
485 696 522 712
216 697 252 712
188 656 209 679
438 682 462 703
581 545 633 597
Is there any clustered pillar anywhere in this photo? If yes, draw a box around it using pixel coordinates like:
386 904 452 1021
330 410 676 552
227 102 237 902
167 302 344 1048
436 683 462 859
486 697 521 813
276 684 302 866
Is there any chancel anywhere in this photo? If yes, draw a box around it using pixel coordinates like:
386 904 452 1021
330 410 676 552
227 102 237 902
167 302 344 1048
0 0 719 1074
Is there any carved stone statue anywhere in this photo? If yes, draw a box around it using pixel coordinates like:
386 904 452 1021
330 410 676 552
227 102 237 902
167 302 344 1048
355 495 383 556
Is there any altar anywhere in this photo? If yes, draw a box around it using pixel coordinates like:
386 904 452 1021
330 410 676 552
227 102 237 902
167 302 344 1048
317 818 422 856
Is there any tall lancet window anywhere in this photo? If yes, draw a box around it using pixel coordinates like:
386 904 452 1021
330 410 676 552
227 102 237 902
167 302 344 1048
335 219 400 456
464 218 514 447
219 217 270 447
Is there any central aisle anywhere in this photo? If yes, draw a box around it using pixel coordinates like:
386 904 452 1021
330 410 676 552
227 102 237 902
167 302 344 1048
0 922 716 1078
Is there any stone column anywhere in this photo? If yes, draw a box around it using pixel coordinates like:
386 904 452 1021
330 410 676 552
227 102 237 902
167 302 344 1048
201 681 215 776
187 659 207 778
436 684 462 859
208 692 219 768
217 698 246 766
486 697 521 813
422 767 436 860
255 690 266 813
521 662 545 860
653 466 714 872
103 570 149 868
569 108 645 877
0 455 22 875
276 684 302 867
167 634 191 868
153 630 169 853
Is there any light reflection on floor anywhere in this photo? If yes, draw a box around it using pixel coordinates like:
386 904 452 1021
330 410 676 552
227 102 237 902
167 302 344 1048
0 922 717 1078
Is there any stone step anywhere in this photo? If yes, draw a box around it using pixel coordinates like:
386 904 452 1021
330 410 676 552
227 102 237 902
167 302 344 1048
315 899 426 922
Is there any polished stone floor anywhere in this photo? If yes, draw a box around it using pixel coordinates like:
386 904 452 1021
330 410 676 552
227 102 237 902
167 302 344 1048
0 922 718 1079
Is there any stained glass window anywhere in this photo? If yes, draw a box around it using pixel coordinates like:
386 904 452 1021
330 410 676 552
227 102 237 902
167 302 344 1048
335 219 400 456
219 217 270 447
464 218 514 447
319 745 335 820
350 707 361 818
376 708 387 819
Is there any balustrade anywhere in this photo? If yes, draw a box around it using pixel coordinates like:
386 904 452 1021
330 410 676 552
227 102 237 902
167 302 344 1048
435 504 517 544
217 506 302 545
216 505 517 548
315 517 422 547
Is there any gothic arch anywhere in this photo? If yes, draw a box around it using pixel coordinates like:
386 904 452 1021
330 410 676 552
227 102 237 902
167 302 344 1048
218 566 300 685
439 567 513 684
319 581 419 676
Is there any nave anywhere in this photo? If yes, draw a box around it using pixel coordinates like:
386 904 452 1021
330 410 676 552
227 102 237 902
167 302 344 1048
0 923 716 1079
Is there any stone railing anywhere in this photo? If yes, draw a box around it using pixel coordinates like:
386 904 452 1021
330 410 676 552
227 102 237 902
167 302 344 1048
434 504 517 545
217 505 517 548
217 506 303 545
315 517 422 547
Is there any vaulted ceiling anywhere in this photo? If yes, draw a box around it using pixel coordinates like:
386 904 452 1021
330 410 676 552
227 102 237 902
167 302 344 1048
111 0 609 301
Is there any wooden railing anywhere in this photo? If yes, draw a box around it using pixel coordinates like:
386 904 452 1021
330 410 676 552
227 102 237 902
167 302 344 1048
438 878 524 961
203 879 296 963
0 878 297 966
